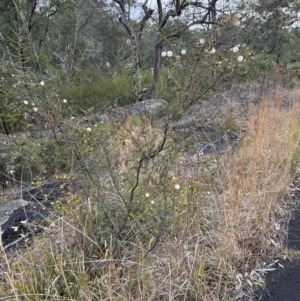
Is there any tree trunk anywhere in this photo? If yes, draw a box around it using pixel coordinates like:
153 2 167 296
131 34 142 100
143 37 163 100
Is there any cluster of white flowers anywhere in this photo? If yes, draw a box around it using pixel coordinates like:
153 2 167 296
181 49 187 55
175 184 180 190
33 107 38 112
210 48 216 54
63 99 67 104
23 100 28 105
199 38 205 44
40 80 45 86
86 127 92 132
161 51 173 57
229 45 245 62
146 192 155 204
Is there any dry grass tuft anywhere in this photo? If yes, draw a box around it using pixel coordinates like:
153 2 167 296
217 90 300 266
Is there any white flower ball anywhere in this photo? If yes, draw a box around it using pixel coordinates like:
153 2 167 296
232 46 239 53
237 55 244 62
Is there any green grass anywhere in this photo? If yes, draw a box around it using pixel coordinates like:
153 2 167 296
65 66 192 114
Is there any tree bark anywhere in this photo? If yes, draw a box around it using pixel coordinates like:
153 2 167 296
131 34 142 99
143 37 163 100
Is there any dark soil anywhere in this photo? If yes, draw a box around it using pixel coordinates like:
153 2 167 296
257 207 300 301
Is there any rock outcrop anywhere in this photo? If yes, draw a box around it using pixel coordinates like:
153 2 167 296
1 178 69 250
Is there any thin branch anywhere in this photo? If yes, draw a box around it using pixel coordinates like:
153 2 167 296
138 4 154 40
4 229 39 251
39 5 59 50
78 13 93 33
167 20 216 39
157 0 163 23
116 123 169 238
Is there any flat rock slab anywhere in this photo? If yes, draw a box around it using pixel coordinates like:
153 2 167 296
0 199 28 225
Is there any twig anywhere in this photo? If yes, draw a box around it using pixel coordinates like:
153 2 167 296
3 228 40 251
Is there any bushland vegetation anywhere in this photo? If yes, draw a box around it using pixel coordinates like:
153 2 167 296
1 0 300 300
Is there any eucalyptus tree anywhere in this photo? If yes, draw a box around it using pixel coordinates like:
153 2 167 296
111 0 219 100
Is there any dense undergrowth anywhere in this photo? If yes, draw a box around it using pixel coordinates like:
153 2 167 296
1 85 300 300
0 32 300 301
2 1 300 299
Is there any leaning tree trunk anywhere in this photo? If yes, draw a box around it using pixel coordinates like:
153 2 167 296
131 34 142 100
143 37 163 100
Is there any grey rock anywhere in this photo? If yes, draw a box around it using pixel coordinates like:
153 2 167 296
0 199 28 225
90 99 168 124
130 99 168 117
